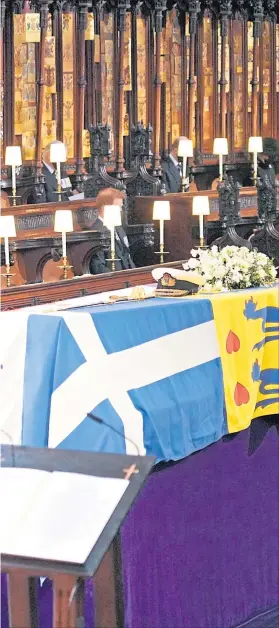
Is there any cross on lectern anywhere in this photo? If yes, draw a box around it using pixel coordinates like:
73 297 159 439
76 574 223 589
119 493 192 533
123 464 139 481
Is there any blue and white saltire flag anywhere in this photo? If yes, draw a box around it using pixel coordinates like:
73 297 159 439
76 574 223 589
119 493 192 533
0 297 227 462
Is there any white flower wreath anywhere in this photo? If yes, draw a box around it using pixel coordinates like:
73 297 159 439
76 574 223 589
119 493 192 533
183 246 277 292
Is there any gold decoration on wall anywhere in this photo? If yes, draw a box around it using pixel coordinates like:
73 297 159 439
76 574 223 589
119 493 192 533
94 34 101 62
137 14 147 126
85 13 94 41
62 13 74 158
83 130 90 157
102 13 114 152
42 120 56 146
22 131 36 160
124 12 131 91
247 22 253 112
262 21 271 136
232 20 244 150
202 16 214 149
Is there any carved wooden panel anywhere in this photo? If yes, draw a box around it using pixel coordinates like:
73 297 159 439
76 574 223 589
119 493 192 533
1 1 279 177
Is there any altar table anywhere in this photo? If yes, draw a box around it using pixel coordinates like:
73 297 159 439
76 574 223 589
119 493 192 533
1 283 278 461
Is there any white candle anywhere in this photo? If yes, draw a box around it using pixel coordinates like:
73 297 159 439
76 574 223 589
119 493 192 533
219 154 223 180
12 165 16 192
182 156 187 180
253 152 257 182
4 236 9 266
110 226 115 254
62 231 66 258
159 218 164 246
199 214 204 241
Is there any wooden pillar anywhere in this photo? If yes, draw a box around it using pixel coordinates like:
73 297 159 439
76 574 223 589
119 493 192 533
75 0 89 181
187 0 200 141
115 0 130 175
219 0 231 139
251 1 263 137
35 0 50 172
0 0 6 157
153 0 166 173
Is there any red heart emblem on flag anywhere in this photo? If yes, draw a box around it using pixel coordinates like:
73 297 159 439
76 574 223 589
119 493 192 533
234 383 250 406
226 331 240 354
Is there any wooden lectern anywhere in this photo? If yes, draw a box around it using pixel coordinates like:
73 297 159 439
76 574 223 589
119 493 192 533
1 445 155 628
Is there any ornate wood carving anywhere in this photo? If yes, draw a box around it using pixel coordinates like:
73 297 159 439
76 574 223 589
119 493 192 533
1 0 279 191
187 0 200 140
212 175 253 248
75 0 90 189
35 0 50 170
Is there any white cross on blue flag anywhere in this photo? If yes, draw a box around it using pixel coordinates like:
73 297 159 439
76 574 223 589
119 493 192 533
1 298 227 462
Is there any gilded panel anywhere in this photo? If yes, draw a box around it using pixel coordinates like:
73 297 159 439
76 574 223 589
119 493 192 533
136 15 147 125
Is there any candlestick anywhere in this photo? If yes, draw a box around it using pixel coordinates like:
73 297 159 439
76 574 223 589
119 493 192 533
219 154 223 181
199 214 204 245
4 236 9 267
248 137 263 186
50 142 67 202
62 231 66 258
253 151 257 185
110 227 116 270
54 209 73 279
177 138 193 193
103 205 122 271
5 146 22 207
153 200 170 263
213 138 228 182
56 161 62 202
192 196 210 248
0 215 16 288
159 219 164 246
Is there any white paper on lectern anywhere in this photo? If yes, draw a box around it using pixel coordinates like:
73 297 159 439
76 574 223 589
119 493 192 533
0 467 128 564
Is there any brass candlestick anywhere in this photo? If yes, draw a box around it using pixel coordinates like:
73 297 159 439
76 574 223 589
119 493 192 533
106 251 121 272
1 264 15 288
155 245 170 265
7 194 21 207
181 176 189 193
58 256 72 280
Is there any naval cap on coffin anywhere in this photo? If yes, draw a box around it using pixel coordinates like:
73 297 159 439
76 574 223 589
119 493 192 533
152 267 205 294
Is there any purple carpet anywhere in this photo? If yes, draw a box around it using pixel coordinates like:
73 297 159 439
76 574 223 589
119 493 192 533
2 417 279 628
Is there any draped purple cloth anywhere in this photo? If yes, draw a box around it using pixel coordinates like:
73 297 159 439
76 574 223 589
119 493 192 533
2 418 279 628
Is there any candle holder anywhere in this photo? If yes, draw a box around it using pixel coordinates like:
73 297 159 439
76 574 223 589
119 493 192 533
153 201 171 264
5 146 22 205
54 209 73 280
248 137 263 186
192 196 210 248
177 138 193 193
1 264 16 288
57 256 73 280
7 194 22 208
105 252 121 272
50 142 67 202
0 215 16 287
213 138 228 182
103 205 122 271
154 246 170 265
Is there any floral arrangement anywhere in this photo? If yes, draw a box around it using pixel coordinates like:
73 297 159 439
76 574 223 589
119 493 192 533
183 245 277 292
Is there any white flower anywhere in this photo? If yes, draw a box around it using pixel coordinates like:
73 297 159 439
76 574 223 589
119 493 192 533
190 249 198 258
187 258 199 269
214 280 224 291
210 245 219 257
214 266 226 279
258 267 266 280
